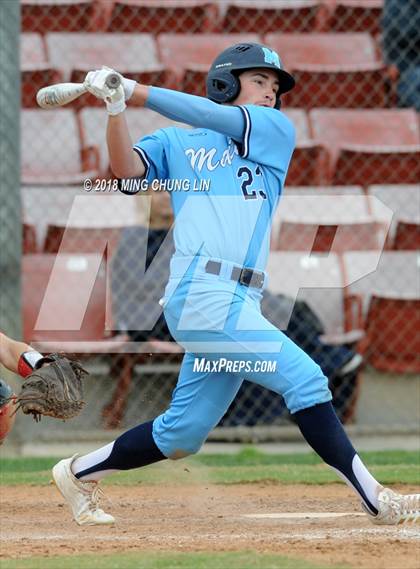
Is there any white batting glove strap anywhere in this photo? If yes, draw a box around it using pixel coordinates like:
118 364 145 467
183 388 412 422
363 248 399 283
122 77 136 101
106 85 127 116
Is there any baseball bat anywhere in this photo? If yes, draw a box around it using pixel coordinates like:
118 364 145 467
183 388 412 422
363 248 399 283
36 73 121 109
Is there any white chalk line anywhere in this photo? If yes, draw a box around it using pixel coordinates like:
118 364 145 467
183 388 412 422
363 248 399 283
242 512 365 519
2 527 419 543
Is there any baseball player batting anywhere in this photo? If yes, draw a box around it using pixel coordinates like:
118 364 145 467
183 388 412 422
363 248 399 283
51 44 419 526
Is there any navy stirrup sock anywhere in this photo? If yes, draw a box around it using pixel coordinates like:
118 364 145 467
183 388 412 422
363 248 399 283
293 402 378 514
75 421 166 479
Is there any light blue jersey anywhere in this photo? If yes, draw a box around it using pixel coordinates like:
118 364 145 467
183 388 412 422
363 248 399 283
134 105 295 271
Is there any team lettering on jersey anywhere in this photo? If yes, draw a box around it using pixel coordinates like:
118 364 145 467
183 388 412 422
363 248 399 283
185 139 239 173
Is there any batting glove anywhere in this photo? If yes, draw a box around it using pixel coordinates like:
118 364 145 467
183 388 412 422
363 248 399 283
84 67 137 115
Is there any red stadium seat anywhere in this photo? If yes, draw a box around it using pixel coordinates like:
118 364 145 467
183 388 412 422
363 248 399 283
21 109 100 185
43 224 121 255
21 32 47 65
266 33 387 108
272 190 384 252
21 0 101 33
282 108 311 140
158 33 260 69
310 109 420 186
41 191 142 254
343 251 419 372
333 147 420 187
45 33 170 106
22 186 142 256
286 142 330 186
157 33 260 95
343 251 420 314
393 221 420 251
368 185 420 248
41 192 143 254
222 1 322 33
266 32 379 67
266 251 364 344
22 253 112 344
274 220 383 253
284 185 364 196
286 66 387 109
107 1 219 34
23 223 38 254
363 295 420 373
326 1 383 35
282 108 329 186
21 32 62 107
22 185 84 254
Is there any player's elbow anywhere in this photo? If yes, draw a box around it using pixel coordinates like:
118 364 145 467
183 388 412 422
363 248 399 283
110 163 139 179
110 151 145 179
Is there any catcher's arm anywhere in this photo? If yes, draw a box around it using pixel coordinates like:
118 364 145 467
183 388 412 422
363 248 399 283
0 332 43 377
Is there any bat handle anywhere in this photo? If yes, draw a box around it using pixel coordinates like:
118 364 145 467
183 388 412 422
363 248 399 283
105 73 121 90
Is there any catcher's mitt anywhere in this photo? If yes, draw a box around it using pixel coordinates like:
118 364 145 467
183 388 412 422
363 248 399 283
15 353 88 421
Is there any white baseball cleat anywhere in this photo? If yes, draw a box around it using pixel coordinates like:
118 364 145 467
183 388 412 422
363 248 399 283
52 455 115 526
363 487 420 525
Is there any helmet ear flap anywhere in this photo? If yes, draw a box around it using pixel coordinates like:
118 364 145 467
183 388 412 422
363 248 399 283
206 70 240 104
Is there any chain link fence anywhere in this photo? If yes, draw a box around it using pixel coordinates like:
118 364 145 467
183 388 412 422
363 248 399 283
6 0 420 444
1 0 21 390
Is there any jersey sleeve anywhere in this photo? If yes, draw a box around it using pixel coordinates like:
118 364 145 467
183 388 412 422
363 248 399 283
133 128 169 183
237 105 296 177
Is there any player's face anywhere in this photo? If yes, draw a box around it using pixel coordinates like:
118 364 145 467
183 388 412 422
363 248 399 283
233 68 279 108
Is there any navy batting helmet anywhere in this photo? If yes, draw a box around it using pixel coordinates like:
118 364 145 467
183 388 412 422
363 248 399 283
206 43 295 109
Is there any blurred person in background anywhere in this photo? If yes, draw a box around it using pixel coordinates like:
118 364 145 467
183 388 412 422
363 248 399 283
382 0 420 110
111 189 174 345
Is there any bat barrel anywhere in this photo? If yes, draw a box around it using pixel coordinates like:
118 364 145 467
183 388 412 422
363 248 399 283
36 72 121 109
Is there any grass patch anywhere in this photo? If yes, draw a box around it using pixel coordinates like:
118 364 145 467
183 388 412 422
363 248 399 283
0 551 351 569
1 449 419 487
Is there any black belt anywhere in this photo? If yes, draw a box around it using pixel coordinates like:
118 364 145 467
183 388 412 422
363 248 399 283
205 260 265 289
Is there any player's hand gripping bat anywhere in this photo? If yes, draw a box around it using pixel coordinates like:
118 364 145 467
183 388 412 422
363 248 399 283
36 72 121 109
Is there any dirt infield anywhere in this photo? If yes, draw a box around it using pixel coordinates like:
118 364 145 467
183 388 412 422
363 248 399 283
1 483 419 568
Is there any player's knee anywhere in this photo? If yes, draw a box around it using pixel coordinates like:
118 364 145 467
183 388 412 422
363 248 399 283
167 438 204 460
284 368 331 415
154 413 216 459
158 432 206 460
